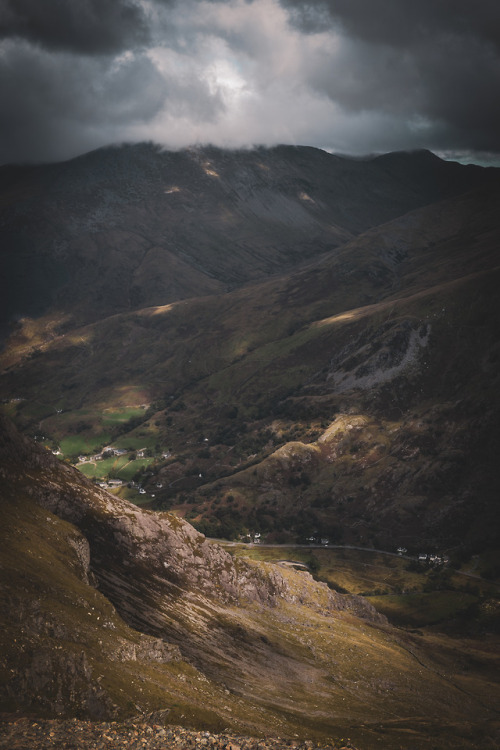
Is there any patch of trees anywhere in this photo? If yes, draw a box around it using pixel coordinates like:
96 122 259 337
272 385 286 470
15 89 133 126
423 568 453 592
115 414 144 434
193 508 243 540
307 555 320 574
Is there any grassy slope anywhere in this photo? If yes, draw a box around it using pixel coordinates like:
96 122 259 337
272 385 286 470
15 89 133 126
1 184 500 554
0 411 498 748
2 265 499 550
167 267 500 549
1 487 499 749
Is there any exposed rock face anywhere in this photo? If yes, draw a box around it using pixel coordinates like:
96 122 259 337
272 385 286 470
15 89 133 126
0 416 375 615
0 416 384 695
329 319 431 392
66 531 92 584
8 649 114 720
2 418 499 750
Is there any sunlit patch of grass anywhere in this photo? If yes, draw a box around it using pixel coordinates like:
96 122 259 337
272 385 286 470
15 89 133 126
140 302 176 317
0 311 73 368
77 456 128 479
307 549 425 595
76 457 154 481
115 458 154 480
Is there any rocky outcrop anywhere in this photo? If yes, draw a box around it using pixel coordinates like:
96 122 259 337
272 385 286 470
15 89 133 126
2 418 497 749
328 319 431 392
0 417 383 654
7 648 114 720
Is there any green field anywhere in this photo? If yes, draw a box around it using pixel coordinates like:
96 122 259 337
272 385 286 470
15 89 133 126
59 433 113 458
113 485 156 506
5 403 155 460
76 456 154 481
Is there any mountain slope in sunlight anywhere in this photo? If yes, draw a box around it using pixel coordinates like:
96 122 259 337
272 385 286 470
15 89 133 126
1 417 499 750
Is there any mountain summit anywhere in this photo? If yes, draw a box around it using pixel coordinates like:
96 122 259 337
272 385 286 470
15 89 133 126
1 144 495 330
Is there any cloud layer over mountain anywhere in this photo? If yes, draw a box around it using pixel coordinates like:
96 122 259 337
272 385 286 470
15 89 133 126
1 0 499 164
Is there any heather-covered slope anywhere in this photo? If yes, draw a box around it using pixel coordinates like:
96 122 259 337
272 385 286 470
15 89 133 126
1 418 499 749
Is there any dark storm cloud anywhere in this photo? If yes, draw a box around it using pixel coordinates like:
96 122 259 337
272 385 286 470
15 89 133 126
0 0 499 163
281 0 500 49
0 35 227 164
0 40 171 163
280 0 500 153
0 0 152 54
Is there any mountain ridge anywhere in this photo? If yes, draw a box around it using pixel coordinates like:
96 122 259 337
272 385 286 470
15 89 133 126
1 143 497 333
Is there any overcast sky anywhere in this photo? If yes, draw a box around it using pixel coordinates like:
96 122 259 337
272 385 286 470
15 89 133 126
1 0 499 165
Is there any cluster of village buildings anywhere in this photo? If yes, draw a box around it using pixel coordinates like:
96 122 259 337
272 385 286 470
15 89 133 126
54 441 453 564
79 446 136 462
417 552 450 565
78 446 172 463
398 547 449 564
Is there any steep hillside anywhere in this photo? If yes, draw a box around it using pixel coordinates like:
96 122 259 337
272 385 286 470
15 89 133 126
0 144 495 333
1 418 499 750
2 181 499 551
